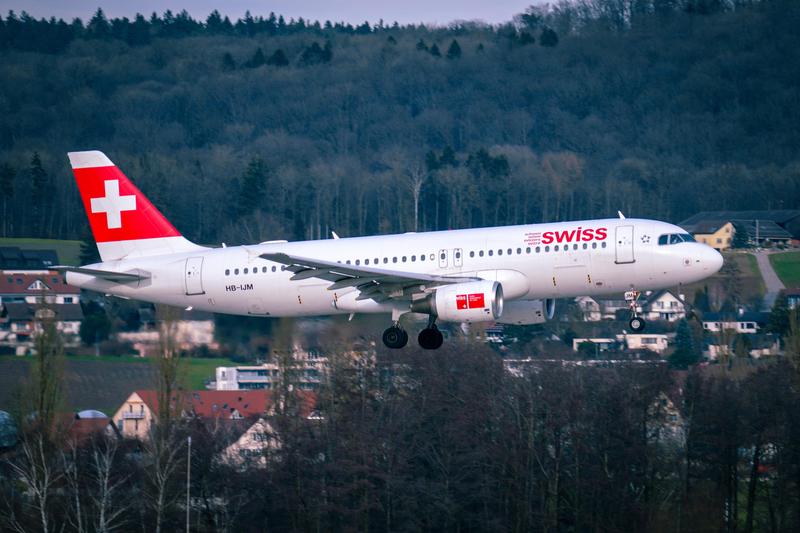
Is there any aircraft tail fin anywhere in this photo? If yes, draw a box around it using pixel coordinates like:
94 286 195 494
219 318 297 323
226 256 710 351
68 151 205 262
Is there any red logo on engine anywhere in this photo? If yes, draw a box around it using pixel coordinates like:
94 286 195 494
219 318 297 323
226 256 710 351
457 293 485 310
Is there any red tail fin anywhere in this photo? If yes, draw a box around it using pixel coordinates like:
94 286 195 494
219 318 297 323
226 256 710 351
69 151 203 262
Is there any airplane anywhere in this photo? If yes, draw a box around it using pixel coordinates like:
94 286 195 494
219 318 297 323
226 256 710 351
59 151 723 350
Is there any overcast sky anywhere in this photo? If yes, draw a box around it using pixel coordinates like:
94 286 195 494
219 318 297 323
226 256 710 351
0 1 535 26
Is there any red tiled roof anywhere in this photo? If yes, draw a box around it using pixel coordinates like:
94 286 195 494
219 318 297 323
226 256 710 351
0 271 80 295
132 389 317 420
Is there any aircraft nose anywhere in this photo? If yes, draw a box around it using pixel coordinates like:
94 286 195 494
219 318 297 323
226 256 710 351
701 246 724 274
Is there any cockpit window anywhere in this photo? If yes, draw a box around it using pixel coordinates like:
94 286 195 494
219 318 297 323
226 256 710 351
658 233 696 245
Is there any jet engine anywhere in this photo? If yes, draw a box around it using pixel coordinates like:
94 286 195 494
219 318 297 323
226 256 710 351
411 280 503 323
496 299 555 325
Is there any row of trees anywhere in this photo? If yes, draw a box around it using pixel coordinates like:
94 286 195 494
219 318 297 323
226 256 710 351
1 1 797 245
3 335 800 531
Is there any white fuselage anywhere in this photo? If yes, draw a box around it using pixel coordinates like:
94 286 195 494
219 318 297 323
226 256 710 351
66 218 722 319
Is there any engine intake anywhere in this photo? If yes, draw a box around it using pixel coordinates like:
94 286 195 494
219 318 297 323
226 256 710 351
411 280 503 323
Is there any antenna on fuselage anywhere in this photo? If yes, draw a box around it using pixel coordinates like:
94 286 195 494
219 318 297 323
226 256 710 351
617 211 626 219
331 231 340 239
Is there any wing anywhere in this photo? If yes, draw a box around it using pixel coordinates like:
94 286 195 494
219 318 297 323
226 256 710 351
260 252 478 303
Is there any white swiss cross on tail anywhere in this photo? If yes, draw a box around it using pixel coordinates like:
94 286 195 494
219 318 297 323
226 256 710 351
90 179 136 229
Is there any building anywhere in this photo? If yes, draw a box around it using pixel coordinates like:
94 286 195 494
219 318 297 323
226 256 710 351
0 247 59 270
572 333 672 355
701 311 769 334
575 296 602 321
703 333 781 360
0 271 84 350
0 270 81 306
682 221 735 251
215 360 325 391
642 290 687 322
112 389 273 439
680 210 800 247
785 288 800 310
115 309 218 357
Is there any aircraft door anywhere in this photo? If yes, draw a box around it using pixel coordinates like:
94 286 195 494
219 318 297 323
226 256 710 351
615 226 635 264
184 257 205 295
438 249 448 269
453 248 463 268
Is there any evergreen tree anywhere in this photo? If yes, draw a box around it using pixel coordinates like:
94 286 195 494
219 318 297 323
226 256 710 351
87 8 111 39
29 152 48 235
669 319 701 368
446 39 462 59
322 40 333 62
267 49 289 67
244 47 266 68
237 157 268 215
540 27 559 47
518 31 535 45
732 223 750 248
767 293 790 336
0 162 14 237
222 52 236 71
429 43 441 57
78 228 100 265
416 38 428 51
694 287 711 313
476 43 485 52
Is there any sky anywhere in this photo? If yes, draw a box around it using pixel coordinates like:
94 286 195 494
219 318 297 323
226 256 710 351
0 1 535 26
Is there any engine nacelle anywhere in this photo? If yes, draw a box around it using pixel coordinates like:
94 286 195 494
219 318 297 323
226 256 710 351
412 280 503 323
496 299 555 325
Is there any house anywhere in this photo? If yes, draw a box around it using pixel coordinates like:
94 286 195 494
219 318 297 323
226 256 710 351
220 393 317 468
112 389 274 439
594 298 643 320
0 303 84 350
680 210 800 246
0 247 60 270
701 311 769 334
0 271 81 306
703 333 781 360
642 290 687 322
575 296 602 321
683 221 735 251
215 361 325 391
572 333 672 355
783 288 800 310
115 309 218 357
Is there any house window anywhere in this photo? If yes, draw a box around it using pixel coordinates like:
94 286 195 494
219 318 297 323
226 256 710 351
64 297 73 303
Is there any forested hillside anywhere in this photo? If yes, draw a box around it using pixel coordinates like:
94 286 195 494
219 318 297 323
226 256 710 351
0 0 798 247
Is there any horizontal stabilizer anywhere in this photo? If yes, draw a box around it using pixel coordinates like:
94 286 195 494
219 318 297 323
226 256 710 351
54 265 150 283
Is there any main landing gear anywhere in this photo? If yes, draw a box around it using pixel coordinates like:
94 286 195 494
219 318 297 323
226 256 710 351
382 317 444 350
625 290 646 332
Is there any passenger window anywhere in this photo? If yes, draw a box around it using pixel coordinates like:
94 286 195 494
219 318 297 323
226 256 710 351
225 269 230 276
440 252 446 260
488 250 493 256
374 258 379 264
554 245 559 251
272 266 276 272
470 251 475 258
455 251 461 259
411 255 416 262
582 243 587 249
526 247 531 254
383 258 388 264
244 268 249 274
402 256 407 262
393 257 398 263
517 248 522 254
234 268 239 275
602 242 607 248
365 259 370 265
479 251 484 257
545 246 550 252
573 244 578 250
262 267 267 273
498 249 503 256
508 248 512 255
420 254 425 261
535 246 540 253
346 260 351 264
592 243 597 249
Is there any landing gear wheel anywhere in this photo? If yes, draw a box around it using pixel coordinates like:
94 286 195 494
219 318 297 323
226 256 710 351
418 326 444 350
382 326 408 349
629 316 645 332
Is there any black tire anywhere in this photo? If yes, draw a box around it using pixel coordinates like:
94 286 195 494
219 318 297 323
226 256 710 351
418 327 444 350
383 326 408 349
629 317 645 332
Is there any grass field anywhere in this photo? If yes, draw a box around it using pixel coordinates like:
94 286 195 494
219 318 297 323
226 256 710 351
770 251 800 288
0 237 82 266
0 355 235 415
682 252 765 307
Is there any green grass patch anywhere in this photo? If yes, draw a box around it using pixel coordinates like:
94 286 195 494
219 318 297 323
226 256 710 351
770 251 800 287
0 237 82 266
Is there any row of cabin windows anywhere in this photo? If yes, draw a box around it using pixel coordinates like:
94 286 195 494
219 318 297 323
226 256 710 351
223 241 607 276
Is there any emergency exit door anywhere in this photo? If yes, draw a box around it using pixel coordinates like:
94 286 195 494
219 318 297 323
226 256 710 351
185 257 205 295
615 226 635 264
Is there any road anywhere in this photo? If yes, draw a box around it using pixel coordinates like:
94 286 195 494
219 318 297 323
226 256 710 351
753 251 786 310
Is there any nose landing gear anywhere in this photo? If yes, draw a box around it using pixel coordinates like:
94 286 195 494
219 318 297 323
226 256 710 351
625 290 646 332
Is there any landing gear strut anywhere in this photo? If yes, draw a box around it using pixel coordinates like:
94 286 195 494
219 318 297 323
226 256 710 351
625 290 646 332
418 317 444 350
382 324 408 349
